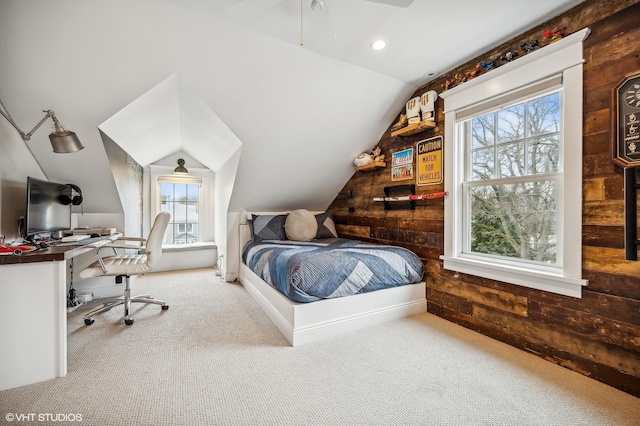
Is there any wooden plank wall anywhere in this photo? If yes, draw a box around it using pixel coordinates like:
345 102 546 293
327 0 640 397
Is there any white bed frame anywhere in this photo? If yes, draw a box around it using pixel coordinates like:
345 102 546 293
238 211 426 346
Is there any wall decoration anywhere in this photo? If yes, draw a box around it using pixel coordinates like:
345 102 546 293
416 136 443 186
379 184 415 210
500 50 519 63
611 70 640 261
521 39 539 53
464 64 482 81
611 70 640 168
544 28 564 42
420 91 438 122
391 148 414 181
405 97 421 125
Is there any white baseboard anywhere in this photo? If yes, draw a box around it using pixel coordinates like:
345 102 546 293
239 264 426 346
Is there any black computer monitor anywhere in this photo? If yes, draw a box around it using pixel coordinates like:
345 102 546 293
24 176 72 239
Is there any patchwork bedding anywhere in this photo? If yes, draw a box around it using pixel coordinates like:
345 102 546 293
242 238 424 303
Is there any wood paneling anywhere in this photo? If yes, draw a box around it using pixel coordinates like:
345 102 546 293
327 0 640 397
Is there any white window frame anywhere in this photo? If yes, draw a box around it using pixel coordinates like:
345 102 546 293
148 164 214 247
440 28 590 298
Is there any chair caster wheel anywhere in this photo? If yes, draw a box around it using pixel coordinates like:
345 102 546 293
125 318 134 325
162 305 169 310
84 318 94 326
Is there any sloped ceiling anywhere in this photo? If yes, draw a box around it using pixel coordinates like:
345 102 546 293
98 74 242 172
0 0 585 216
0 0 412 215
170 0 586 85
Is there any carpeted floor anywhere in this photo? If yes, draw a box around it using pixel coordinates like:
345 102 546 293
1 269 638 425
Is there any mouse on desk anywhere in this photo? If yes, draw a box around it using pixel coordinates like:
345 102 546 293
90 233 101 238
38 242 49 249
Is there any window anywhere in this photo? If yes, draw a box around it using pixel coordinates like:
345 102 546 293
440 28 590 298
463 91 560 264
157 175 203 245
147 164 214 248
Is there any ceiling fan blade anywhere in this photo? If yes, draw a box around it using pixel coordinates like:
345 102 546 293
365 0 414 7
224 0 284 17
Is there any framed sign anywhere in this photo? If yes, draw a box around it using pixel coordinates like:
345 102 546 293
416 136 443 186
391 148 414 181
611 70 640 168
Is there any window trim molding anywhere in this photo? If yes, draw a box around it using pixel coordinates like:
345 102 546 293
440 28 590 298
148 164 213 246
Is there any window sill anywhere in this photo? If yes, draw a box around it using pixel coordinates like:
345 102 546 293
162 242 217 253
440 255 587 298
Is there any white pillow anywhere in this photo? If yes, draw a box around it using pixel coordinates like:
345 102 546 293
285 209 318 241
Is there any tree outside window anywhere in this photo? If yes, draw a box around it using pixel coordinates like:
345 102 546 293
462 91 560 265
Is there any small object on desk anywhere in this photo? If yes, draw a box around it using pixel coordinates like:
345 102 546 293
61 234 91 243
0 243 39 255
73 227 117 236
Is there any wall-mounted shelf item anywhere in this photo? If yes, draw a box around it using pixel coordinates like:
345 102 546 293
390 120 435 137
377 185 415 210
373 191 448 202
354 160 386 172
624 167 639 260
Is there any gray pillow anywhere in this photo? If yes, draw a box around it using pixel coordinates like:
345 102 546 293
285 209 318 241
249 214 287 241
315 212 338 239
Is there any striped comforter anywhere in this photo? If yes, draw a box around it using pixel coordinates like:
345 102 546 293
242 238 424 303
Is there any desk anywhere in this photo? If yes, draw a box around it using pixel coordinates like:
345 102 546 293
0 234 120 391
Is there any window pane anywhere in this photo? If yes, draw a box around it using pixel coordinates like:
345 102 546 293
527 92 560 137
472 147 495 180
160 183 174 202
497 104 525 142
498 142 525 177
187 184 199 201
469 180 557 263
174 184 187 202
528 135 560 174
160 182 200 244
471 113 495 149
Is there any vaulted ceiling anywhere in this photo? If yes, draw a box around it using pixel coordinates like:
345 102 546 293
0 0 585 214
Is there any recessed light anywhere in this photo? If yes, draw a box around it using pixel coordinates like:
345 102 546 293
370 39 386 50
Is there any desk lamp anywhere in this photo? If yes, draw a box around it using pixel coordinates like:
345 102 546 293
0 99 84 153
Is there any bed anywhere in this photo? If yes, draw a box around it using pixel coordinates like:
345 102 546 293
238 210 426 346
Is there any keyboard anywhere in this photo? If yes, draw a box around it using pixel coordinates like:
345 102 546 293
61 234 91 243
50 235 113 247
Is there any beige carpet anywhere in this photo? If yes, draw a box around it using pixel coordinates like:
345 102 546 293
1 269 638 425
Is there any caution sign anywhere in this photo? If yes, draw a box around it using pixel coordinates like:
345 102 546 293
417 136 443 186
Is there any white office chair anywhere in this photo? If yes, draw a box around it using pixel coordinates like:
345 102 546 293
80 211 171 326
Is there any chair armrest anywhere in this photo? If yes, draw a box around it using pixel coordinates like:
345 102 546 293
103 243 144 250
100 243 150 256
114 236 146 242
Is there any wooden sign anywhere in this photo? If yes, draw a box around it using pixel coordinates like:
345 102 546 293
416 136 443 186
611 71 640 168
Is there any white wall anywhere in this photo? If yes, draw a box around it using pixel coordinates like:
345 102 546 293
0 0 412 222
0 1 417 283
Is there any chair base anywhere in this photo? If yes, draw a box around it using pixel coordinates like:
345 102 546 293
83 275 168 326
